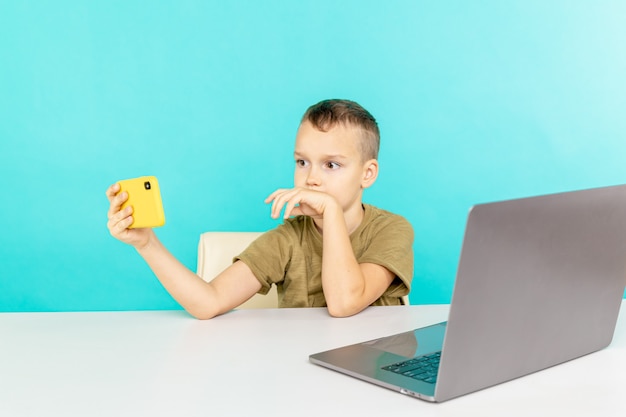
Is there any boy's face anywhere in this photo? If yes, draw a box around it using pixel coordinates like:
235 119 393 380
293 121 377 213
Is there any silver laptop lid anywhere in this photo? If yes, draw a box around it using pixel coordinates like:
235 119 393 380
436 184 626 401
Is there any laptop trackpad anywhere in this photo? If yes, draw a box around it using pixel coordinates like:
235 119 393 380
363 322 447 358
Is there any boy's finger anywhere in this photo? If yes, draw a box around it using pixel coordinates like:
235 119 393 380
271 197 284 219
107 192 128 219
271 189 299 218
107 207 133 234
264 188 290 204
269 191 286 217
283 199 300 219
105 183 121 201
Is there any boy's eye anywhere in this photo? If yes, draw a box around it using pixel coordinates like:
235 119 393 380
325 162 340 169
296 159 307 167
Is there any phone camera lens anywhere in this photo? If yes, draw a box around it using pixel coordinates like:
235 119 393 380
144 181 151 190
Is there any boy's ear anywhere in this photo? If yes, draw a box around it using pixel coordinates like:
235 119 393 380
361 159 379 189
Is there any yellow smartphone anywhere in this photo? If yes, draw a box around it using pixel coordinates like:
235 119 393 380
118 176 166 228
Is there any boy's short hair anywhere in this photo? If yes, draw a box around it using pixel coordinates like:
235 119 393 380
301 99 380 161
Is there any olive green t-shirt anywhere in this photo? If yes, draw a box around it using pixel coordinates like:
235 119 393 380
235 204 414 307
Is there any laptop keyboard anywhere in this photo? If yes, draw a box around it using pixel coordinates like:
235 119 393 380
381 351 441 384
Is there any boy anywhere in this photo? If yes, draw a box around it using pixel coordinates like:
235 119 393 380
106 99 413 319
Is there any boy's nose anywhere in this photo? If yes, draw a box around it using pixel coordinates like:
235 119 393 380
306 169 321 187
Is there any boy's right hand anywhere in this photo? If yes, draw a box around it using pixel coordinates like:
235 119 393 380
106 183 153 249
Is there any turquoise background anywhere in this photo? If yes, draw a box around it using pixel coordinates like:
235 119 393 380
1 1 625 312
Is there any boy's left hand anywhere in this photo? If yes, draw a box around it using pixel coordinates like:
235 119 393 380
265 187 339 220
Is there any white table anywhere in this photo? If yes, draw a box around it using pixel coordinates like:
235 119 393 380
1 303 624 417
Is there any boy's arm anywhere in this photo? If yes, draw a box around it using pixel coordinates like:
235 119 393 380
135 236 262 319
106 184 262 319
318 203 395 317
266 188 395 317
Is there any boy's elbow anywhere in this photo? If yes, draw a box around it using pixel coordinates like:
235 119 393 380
327 309 354 318
187 305 220 320
326 301 364 318
326 288 372 317
192 312 214 320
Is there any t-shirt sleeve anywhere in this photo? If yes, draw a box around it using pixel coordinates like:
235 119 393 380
233 227 292 295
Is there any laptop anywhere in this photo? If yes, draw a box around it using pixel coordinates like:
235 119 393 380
310 185 626 402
